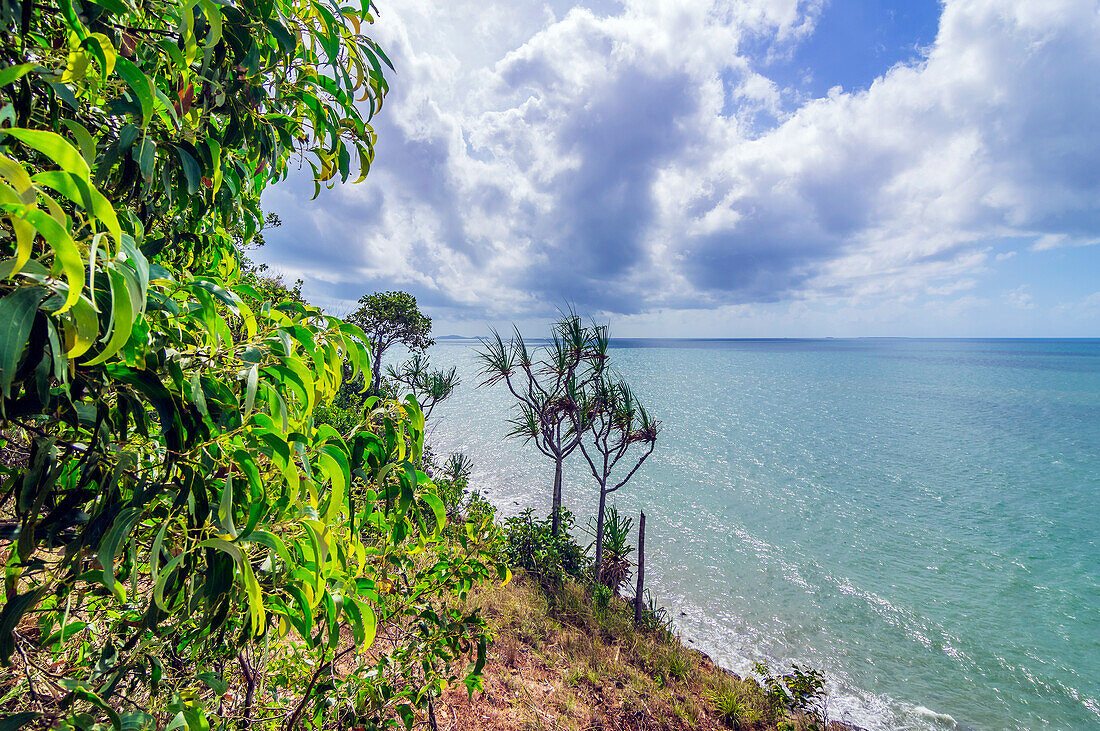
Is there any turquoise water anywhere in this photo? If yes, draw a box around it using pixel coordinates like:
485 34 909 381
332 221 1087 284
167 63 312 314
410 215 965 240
424 339 1100 730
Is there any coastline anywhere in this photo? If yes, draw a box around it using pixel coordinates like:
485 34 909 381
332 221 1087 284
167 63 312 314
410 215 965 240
439 570 867 730
442 480 953 731
425 337 1100 730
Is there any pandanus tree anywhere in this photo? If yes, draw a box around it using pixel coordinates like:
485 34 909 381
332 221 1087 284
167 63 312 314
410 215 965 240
476 315 608 535
576 377 660 585
387 352 459 420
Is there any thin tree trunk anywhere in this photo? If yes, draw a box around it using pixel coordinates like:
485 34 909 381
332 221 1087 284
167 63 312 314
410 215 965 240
593 487 607 584
551 457 563 536
634 511 646 625
371 346 384 393
237 651 255 730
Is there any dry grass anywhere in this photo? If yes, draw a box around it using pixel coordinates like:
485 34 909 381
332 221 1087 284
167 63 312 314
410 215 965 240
436 572 862 731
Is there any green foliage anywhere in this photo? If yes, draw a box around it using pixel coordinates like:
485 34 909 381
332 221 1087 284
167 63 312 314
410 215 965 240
754 661 829 728
387 352 458 420
635 588 673 634
464 491 496 527
476 314 609 536
665 645 693 682
347 291 433 394
0 1 507 729
591 582 612 612
584 504 634 593
312 399 366 435
707 676 752 728
433 452 471 517
421 451 496 530
501 509 586 588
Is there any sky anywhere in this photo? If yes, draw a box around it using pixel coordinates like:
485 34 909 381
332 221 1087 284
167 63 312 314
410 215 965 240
258 0 1100 338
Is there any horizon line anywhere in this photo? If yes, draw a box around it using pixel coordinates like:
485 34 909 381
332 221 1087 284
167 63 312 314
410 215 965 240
436 335 1100 341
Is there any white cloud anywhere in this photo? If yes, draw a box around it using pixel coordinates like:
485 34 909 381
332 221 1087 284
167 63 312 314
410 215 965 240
1030 233 1100 251
259 0 1100 334
1004 285 1035 310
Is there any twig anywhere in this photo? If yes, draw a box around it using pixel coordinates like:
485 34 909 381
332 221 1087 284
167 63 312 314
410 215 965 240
238 650 256 730
12 633 43 708
284 645 357 730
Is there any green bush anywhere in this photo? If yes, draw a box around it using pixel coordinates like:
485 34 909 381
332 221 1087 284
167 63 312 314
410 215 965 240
584 505 634 592
502 509 586 586
754 661 829 728
424 451 497 528
466 491 498 526
636 588 674 635
435 452 473 516
592 583 613 612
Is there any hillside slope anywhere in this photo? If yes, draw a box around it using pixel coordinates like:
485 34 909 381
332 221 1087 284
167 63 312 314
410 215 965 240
437 573 862 731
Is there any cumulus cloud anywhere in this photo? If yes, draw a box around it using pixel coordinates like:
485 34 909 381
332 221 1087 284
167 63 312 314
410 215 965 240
258 0 1100 332
1004 285 1035 310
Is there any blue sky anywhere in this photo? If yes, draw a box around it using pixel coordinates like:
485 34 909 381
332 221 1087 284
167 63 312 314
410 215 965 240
259 0 1100 337
761 0 941 99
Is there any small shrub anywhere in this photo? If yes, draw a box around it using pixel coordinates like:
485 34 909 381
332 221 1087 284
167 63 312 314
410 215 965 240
593 583 613 612
425 452 497 526
313 401 366 433
673 700 700 726
466 491 497 525
635 589 673 634
708 682 744 727
666 646 693 681
502 509 586 586
434 452 471 516
707 674 768 729
754 661 828 728
585 505 635 592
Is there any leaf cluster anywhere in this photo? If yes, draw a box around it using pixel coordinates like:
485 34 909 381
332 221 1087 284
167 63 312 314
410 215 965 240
575 376 661 493
753 661 829 728
582 505 633 593
476 314 608 459
385 353 457 421
500 508 586 590
0 1 508 729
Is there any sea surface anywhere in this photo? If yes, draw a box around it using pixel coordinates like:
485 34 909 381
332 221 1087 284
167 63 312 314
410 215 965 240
422 338 1100 730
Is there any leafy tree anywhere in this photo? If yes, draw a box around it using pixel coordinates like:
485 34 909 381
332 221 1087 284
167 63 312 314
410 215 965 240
576 377 659 586
476 315 608 536
348 291 433 394
431 452 494 526
0 1 506 729
387 352 459 420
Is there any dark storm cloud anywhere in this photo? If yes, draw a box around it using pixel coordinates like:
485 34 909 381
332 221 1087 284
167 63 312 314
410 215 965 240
517 67 697 312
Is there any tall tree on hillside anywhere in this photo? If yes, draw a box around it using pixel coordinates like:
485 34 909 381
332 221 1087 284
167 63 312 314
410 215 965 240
577 377 660 585
349 291 434 394
477 315 608 535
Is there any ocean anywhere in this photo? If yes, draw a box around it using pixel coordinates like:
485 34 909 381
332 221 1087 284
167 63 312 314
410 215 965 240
423 338 1100 730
